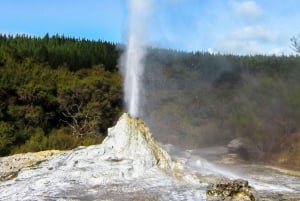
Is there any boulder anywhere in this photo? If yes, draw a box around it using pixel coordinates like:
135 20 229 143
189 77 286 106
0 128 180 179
227 138 263 160
206 179 256 201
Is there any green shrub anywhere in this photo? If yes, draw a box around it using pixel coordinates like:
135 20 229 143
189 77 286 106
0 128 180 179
12 127 47 154
47 128 78 150
0 121 15 155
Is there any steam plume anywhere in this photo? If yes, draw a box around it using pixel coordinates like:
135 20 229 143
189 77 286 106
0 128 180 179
121 0 151 117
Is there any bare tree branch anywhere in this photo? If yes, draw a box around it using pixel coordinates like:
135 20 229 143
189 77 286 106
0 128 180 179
291 36 300 53
61 102 98 138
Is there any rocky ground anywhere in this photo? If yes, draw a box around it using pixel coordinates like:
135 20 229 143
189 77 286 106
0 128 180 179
0 147 300 201
190 144 300 201
0 114 299 200
0 150 62 181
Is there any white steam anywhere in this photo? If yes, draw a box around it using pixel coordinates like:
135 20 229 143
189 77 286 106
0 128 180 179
122 0 151 118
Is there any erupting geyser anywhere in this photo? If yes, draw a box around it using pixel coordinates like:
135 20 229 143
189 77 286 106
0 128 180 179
121 0 150 117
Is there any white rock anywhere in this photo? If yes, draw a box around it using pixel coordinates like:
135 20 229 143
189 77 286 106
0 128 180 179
99 113 173 178
0 113 207 201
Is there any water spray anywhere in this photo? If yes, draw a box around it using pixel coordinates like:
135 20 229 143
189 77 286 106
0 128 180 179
122 0 150 118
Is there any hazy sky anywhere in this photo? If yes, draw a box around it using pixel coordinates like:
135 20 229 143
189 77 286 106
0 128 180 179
1 0 299 55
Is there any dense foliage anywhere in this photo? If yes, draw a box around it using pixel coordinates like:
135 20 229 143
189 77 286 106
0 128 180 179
0 34 122 156
0 34 118 71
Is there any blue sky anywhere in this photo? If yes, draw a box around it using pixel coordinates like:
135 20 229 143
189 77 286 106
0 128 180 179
1 0 299 55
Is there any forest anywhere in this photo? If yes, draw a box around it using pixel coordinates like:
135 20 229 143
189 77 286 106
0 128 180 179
0 34 300 168
0 34 122 155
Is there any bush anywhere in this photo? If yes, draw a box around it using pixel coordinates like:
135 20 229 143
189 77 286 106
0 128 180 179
12 128 47 154
0 121 15 155
47 128 78 150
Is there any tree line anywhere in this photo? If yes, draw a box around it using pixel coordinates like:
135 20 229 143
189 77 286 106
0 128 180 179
0 33 119 71
1 33 300 163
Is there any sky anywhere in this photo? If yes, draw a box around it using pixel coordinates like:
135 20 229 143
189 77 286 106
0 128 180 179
1 0 300 55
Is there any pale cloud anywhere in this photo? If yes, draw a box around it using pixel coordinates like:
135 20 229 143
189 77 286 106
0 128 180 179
207 48 216 54
231 0 263 18
234 25 277 42
213 25 287 55
217 39 264 54
267 47 288 56
213 32 294 55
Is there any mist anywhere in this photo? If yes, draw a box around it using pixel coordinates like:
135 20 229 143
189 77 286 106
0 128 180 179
141 51 234 149
120 0 300 166
120 0 152 118
141 49 300 164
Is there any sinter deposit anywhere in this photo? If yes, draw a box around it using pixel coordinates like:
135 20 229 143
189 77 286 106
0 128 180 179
0 150 62 181
0 113 206 200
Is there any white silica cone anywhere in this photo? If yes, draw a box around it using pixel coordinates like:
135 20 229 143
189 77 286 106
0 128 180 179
101 113 173 177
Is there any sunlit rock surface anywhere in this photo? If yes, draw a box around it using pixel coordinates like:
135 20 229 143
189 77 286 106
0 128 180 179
102 113 173 176
0 113 206 201
0 150 62 181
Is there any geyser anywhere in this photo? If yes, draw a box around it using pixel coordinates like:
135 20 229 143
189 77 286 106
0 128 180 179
121 0 150 117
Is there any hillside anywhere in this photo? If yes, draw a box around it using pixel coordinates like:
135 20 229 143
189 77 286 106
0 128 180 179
1 34 300 170
0 34 122 155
